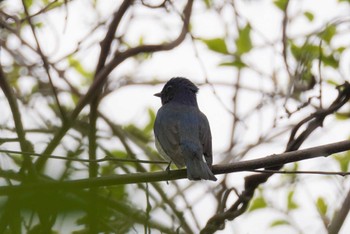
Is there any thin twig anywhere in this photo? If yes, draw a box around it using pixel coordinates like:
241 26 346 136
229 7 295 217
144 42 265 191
0 149 168 164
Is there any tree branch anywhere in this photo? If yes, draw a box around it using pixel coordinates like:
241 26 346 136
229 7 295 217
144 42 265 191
0 65 33 173
328 188 350 234
0 140 350 195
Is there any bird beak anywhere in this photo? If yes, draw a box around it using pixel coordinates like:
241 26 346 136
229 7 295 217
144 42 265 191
154 92 161 97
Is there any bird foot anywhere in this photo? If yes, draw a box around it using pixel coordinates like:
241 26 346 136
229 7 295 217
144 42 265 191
166 161 172 173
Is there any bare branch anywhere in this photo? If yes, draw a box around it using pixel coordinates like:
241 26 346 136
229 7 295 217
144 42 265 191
328 189 350 234
0 65 33 173
0 140 350 195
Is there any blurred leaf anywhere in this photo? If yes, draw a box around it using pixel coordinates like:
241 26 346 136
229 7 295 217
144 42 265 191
248 196 267 212
291 42 319 61
333 151 350 172
320 24 337 44
337 46 346 53
104 186 126 200
110 150 129 161
68 56 93 80
71 93 80 105
219 57 246 68
235 24 252 55
326 79 339 86
9 153 24 167
335 112 350 120
125 124 151 143
322 54 339 68
139 35 144 45
24 0 33 8
287 190 298 210
202 38 229 54
143 109 156 135
204 0 212 8
304 11 314 21
283 162 299 182
101 163 116 176
270 219 290 227
274 0 288 10
316 197 328 216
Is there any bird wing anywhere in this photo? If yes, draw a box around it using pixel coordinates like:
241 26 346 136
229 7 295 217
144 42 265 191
154 104 184 167
198 111 213 166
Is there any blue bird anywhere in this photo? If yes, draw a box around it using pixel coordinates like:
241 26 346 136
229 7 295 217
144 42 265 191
154 77 217 181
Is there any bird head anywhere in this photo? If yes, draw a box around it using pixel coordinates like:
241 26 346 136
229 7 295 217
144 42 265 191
154 77 199 106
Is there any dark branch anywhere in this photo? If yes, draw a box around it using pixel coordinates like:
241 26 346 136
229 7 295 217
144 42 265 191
0 65 33 173
0 140 350 195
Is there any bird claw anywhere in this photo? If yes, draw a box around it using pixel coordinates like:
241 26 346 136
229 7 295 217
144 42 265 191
166 161 172 172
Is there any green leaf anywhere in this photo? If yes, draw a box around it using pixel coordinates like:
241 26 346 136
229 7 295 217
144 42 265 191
125 124 151 143
316 197 328 216
274 0 288 10
24 0 33 8
287 190 299 210
110 150 128 158
235 24 252 55
304 11 314 21
143 109 156 135
333 152 350 172
322 54 339 68
219 57 246 69
326 79 339 86
202 38 229 54
248 196 267 212
335 112 350 120
321 25 337 44
291 42 319 61
337 46 346 53
270 219 290 227
68 56 93 80
203 0 212 8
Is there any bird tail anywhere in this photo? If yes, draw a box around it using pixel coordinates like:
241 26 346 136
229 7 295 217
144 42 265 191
184 154 217 181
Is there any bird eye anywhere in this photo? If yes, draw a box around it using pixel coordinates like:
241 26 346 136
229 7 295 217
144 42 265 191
166 85 173 92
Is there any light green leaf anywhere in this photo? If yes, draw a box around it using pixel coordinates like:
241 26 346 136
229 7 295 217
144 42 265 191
304 11 314 21
248 196 267 212
274 0 288 10
270 219 290 227
287 190 299 210
337 46 346 53
322 54 339 68
321 25 337 44
335 112 350 120
68 56 93 79
235 24 252 55
316 197 328 216
144 108 156 134
110 150 128 158
326 79 339 86
202 38 229 54
333 152 350 172
204 0 212 8
219 58 246 69
24 0 33 8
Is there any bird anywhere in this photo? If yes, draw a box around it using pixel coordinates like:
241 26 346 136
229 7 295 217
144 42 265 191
153 77 217 181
